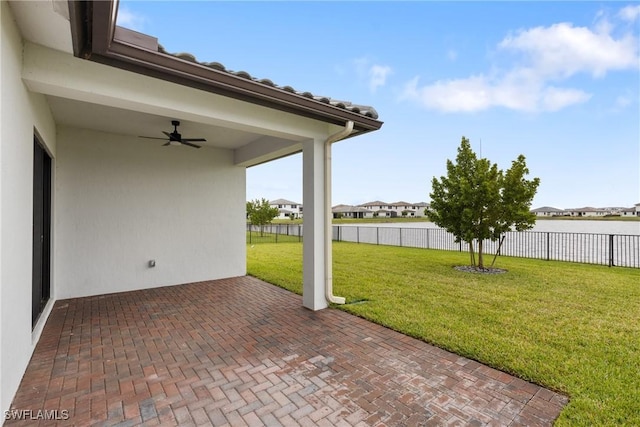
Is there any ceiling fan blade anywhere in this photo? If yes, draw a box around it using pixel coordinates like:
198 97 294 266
162 131 173 139
181 138 207 142
180 141 202 149
139 136 169 140
162 142 171 146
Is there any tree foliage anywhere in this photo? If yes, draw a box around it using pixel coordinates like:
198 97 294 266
246 198 279 235
429 137 540 269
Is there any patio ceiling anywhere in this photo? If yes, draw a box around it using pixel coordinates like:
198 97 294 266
10 1 288 155
47 96 266 151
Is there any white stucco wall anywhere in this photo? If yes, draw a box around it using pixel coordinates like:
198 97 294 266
1 1 57 415
55 127 246 299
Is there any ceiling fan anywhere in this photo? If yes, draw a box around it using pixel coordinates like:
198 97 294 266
139 120 206 149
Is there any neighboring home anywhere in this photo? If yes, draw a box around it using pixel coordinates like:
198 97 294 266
375 209 398 218
389 201 415 217
392 201 430 217
531 206 568 217
332 204 374 219
412 202 431 217
0 1 382 414
620 207 637 217
358 200 430 217
270 198 303 219
359 200 389 212
635 203 640 217
566 207 607 217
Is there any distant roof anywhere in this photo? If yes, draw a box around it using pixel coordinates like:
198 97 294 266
270 199 300 205
359 201 388 207
359 201 430 207
569 207 603 212
531 206 565 213
332 204 369 213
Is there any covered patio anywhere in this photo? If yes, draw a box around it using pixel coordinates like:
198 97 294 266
7 277 567 426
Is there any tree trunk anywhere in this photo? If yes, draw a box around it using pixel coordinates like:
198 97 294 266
468 240 475 267
478 240 484 269
491 235 506 267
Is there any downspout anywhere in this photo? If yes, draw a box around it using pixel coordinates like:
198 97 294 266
324 121 354 305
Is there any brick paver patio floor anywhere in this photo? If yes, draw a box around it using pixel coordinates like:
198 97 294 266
7 276 567 426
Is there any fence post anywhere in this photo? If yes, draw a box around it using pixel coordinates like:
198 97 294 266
609 234 614 267
546 232 550 261
399 228 403 247
377 227 379 245
357 227 360 244
249 224 252 244
459 241 462 252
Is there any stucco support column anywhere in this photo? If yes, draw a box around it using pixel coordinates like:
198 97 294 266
302 138 328 310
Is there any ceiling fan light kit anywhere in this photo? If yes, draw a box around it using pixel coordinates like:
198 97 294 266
139 120 206 149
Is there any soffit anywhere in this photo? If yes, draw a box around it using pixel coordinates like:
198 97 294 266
47 96 265 150
8 1 73 54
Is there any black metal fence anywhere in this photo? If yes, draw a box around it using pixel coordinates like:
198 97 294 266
246 224 640 268
247 224 303 244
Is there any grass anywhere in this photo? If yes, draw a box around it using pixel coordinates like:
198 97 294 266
270 215 640 225
536 216 640 222
247 241 640 426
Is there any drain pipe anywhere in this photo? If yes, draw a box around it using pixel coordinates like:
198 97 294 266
324 121 354 305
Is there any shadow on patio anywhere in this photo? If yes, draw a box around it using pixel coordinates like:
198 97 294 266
6 277 567 426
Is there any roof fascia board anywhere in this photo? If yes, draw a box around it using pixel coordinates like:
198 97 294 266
72 0 382 135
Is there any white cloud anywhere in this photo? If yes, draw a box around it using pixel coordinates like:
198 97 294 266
614 95 632 110
540 86 592 112
401 6 639 113
401 73 591 113
116 7 146 32
369 65 392 93
352 57 392 93
498 22 638 78
618 5 640 22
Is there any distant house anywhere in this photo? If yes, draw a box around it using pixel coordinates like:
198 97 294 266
332 205 374 219
358 200 430 217
270 198 303 219
620 207 637 217
635 203 640 217
410 202 431 217
566 207 607 217
359 200 388 212
531 206 567 217
375 209 397 218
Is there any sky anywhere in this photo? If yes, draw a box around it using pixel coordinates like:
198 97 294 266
117 1 640 209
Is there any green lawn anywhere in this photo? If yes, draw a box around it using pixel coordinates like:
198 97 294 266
247 241 640 426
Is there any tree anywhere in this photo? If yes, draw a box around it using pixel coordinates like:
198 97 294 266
246 198 279 236
429 137 540 270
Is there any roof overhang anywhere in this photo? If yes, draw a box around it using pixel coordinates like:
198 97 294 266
69 1 383 137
